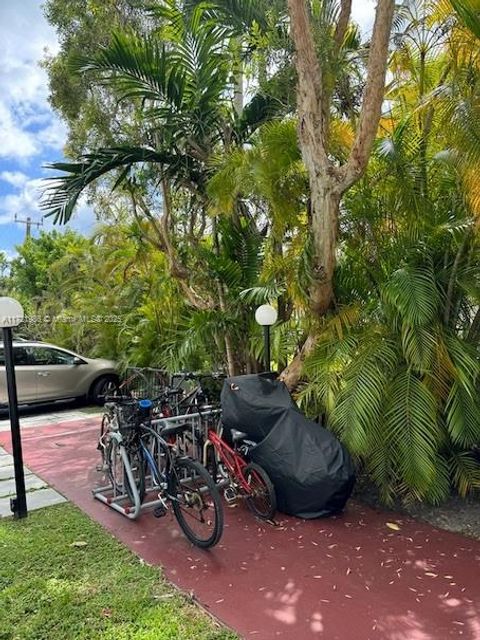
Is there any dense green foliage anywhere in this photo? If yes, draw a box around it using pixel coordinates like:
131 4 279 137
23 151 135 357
5 0 480 503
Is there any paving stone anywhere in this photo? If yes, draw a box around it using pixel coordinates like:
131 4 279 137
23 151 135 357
0 487 66 517
0 474 47 498
26 488 66 510
0 454 14 468
0 465 33 481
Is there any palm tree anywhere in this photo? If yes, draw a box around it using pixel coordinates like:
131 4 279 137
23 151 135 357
298 53 480 503
41 2 286 374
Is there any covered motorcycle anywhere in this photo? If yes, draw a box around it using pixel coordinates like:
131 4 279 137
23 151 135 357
221 374 355 519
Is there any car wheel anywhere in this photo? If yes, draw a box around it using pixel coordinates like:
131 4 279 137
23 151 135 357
91 376 119 405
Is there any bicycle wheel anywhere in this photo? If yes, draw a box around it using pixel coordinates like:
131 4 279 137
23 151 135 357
106 438 144 503
97 413 111 468
124 448 146 505
170 457 224 548
242 462 277 521
106 438 123 494
204 442 218 481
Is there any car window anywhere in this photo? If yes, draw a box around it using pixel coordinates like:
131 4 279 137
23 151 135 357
27 347 77 366
0 347 31 366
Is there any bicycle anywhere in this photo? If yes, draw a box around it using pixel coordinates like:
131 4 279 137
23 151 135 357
98 397 224 549
186 409 277 522
98 368 173 464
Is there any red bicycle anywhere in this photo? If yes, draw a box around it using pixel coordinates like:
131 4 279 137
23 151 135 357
204 424 277 521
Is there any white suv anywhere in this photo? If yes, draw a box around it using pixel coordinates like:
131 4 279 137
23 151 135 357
0 341 118 407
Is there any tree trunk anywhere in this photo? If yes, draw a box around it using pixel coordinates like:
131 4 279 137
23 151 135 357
309 185 341 315
281 181 340 390
279 333 318 388
281 0 395 391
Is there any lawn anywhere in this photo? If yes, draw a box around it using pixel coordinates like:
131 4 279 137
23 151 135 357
0 503 236 640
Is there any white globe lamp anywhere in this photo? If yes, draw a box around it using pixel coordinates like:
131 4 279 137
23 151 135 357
255 304 278 372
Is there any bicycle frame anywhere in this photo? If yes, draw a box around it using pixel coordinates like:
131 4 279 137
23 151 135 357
93 427 166 519
207 429 253 494
93 419 170 519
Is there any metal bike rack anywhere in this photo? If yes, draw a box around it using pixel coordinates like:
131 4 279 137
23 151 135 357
152 408 221 450
93 427 167 520
93 409 222 519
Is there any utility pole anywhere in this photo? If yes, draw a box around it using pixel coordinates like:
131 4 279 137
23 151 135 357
14 214 43 240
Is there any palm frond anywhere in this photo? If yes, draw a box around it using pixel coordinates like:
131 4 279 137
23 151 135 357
385 369 439 498
74 31 185 106
449 450 480 497
401 323 436 372
41 147 176 224
382 263 439 326
450 0 480 40
445 381 480 448
331 337 400 456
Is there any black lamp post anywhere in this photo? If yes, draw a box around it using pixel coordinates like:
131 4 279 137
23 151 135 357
0 297 27 519
255 304 278 373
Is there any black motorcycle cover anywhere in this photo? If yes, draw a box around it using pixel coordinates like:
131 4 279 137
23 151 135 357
221 374 355 518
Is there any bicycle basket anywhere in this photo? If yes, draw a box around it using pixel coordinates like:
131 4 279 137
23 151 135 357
119 367 169 400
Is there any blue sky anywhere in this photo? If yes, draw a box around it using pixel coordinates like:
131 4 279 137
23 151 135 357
0 0 375 259
0 0 95 258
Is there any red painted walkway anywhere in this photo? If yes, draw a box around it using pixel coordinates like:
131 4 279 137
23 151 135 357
2 419 480 640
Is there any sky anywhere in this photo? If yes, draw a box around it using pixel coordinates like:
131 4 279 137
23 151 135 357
0 0 376 259
0 0 95 258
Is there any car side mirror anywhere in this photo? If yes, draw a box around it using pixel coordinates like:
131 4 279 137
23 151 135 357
73 357 85 365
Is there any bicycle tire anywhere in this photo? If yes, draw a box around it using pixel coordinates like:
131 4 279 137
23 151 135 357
170 457 224 548
106 438 123 494
204 442 218 481
98 413 111 465
242 462 277 521
125 448 146 505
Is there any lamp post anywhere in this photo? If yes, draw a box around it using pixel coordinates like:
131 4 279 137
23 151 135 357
0 297 27 518
255 304 278 373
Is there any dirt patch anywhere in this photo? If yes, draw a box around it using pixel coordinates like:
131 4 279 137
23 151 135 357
354 477 480 541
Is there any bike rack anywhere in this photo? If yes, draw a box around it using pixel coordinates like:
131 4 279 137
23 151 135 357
153 409 229 489
93 409 223 519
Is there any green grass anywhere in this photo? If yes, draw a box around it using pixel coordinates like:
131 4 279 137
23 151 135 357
0 503 236 640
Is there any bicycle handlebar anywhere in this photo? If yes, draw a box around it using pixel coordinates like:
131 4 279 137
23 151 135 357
104 395 138 404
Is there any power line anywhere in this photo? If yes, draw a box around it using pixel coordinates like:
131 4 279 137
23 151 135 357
14 214 43 240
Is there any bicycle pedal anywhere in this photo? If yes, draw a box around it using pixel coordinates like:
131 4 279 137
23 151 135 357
223 487 237 503
153 506 167 518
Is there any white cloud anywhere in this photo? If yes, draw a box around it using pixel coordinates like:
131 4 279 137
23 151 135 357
0 103 38 160
0 175 95 238
37 118 68 151
0 177 44 225
0 171 29 189
0 1 64 162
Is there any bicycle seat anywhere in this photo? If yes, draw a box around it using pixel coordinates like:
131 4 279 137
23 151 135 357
231 429 248 443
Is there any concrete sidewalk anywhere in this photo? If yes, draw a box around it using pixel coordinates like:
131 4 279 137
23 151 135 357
2 418 480 639
0 445 66 517
0 406 102 432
